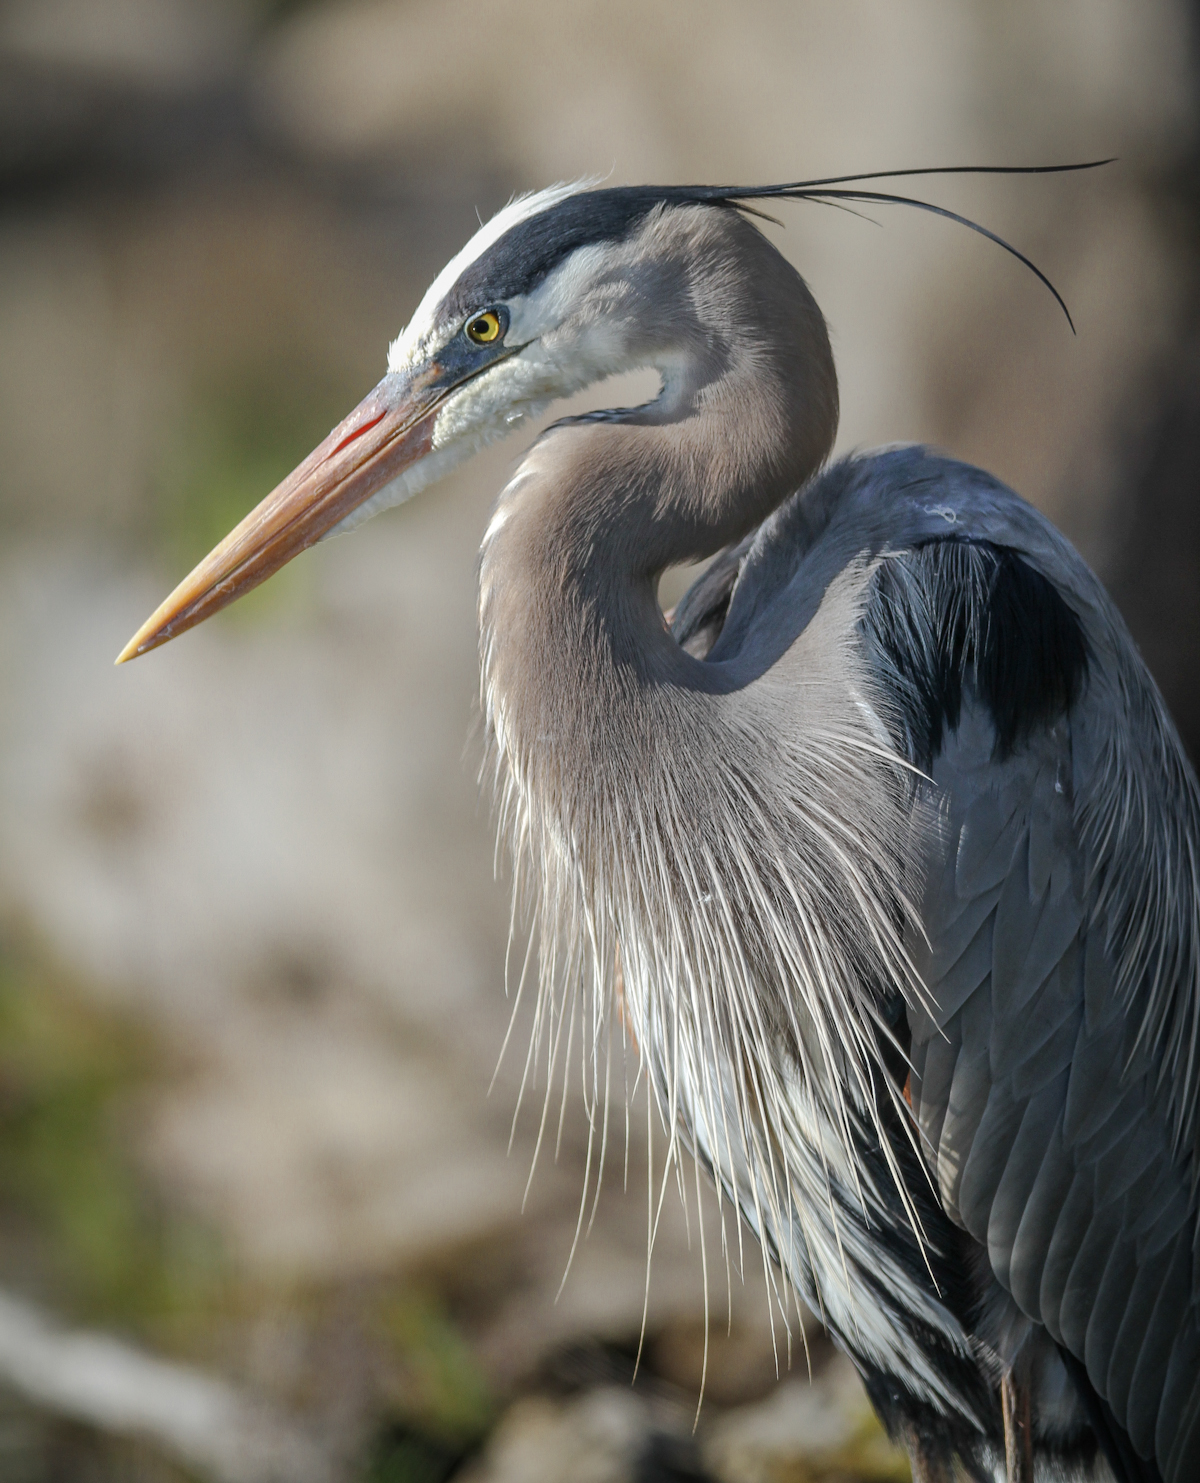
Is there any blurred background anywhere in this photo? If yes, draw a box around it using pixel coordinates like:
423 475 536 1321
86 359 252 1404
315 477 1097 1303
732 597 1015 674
0 2 1198 1479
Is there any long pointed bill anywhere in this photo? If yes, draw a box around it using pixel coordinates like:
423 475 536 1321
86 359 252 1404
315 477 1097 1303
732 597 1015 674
116 366 444 663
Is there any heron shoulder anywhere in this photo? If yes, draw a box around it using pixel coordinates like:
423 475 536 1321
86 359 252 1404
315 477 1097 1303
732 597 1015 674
675 445 1200 1165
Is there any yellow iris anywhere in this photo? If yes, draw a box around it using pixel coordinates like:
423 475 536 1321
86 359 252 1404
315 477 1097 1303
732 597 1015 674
466 310 503 344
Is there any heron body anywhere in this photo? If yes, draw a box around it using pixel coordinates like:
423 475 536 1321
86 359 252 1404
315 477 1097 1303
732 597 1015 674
121 179 1199 1483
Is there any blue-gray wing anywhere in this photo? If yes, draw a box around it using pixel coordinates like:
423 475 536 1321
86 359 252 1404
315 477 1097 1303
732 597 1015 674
858 521 1200 1481
679 449 1200 1481
905 689 1200 1479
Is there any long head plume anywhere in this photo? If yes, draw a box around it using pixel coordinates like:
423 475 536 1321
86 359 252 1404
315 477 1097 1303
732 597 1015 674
639 160 1113 333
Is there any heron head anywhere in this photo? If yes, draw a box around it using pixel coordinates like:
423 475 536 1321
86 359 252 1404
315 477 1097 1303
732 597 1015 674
117 181 813 662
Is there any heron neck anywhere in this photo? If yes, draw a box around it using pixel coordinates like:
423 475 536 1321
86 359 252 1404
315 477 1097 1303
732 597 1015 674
479 220 837 798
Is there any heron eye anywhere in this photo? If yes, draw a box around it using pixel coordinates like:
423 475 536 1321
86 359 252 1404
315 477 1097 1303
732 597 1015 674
466 310 503 345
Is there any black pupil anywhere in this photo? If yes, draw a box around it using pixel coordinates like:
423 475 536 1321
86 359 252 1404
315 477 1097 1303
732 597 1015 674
473 317 491 338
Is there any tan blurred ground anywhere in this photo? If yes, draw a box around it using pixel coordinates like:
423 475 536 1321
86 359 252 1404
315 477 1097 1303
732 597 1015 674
0 2 1196 1478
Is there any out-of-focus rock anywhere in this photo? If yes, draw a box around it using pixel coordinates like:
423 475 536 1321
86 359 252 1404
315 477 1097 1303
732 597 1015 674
0 0 244 90
454 1350 910 1483
0 530 681 1301
920 183 1186 572
702 1354 909 1483
1106 320 1200 763
0 1288 337 1483
255 0 1192 180
456 1387 699 1483
646 1316 784 1409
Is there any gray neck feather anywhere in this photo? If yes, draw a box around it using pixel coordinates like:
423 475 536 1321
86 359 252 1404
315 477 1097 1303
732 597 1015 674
477 207 974 1409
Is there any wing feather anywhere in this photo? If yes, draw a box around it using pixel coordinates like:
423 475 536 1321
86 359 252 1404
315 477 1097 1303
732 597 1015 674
910 1018 959 1160
1131 1166 1191 1255
956 1075 1026 1241
990 947 1078 1084
1083 1235 1138 1394
1008 993 1079 1098
956 787 1025 897
1039 1173 1095 1346
1007 1108 1075 1315
1058 1183 1126 1357
916 882 1004 992
1062 1016 1128 1144
921 915 993 1036
993 855 1084 1020
986 1075 1069 1288
1111 1231 1185 1436
905 684 1198 1477
1092 1112 1159 1209
935 990 993 1216
1160 1325 1200 1471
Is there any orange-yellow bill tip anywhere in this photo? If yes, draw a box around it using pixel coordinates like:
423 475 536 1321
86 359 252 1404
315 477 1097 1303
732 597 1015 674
115 370 441 665
115 623 160 666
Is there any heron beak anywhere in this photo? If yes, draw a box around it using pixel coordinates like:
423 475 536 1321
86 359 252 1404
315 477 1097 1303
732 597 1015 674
116 366 443 663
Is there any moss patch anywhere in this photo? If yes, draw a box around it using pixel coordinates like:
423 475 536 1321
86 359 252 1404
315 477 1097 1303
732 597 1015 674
0 929 226 1339
373 1287 496 1445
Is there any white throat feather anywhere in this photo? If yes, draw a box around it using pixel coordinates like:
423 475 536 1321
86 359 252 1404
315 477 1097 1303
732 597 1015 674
480 526 980 1418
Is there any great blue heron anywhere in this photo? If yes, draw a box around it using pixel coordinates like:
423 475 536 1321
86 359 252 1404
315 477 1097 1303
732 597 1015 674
119 171 1197 1483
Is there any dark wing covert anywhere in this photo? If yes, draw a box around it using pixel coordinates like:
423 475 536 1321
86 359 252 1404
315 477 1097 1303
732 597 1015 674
864 537 1200 1482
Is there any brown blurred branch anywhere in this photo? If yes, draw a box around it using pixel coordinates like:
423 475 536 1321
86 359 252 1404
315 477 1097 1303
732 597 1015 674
0 1289 339 1483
